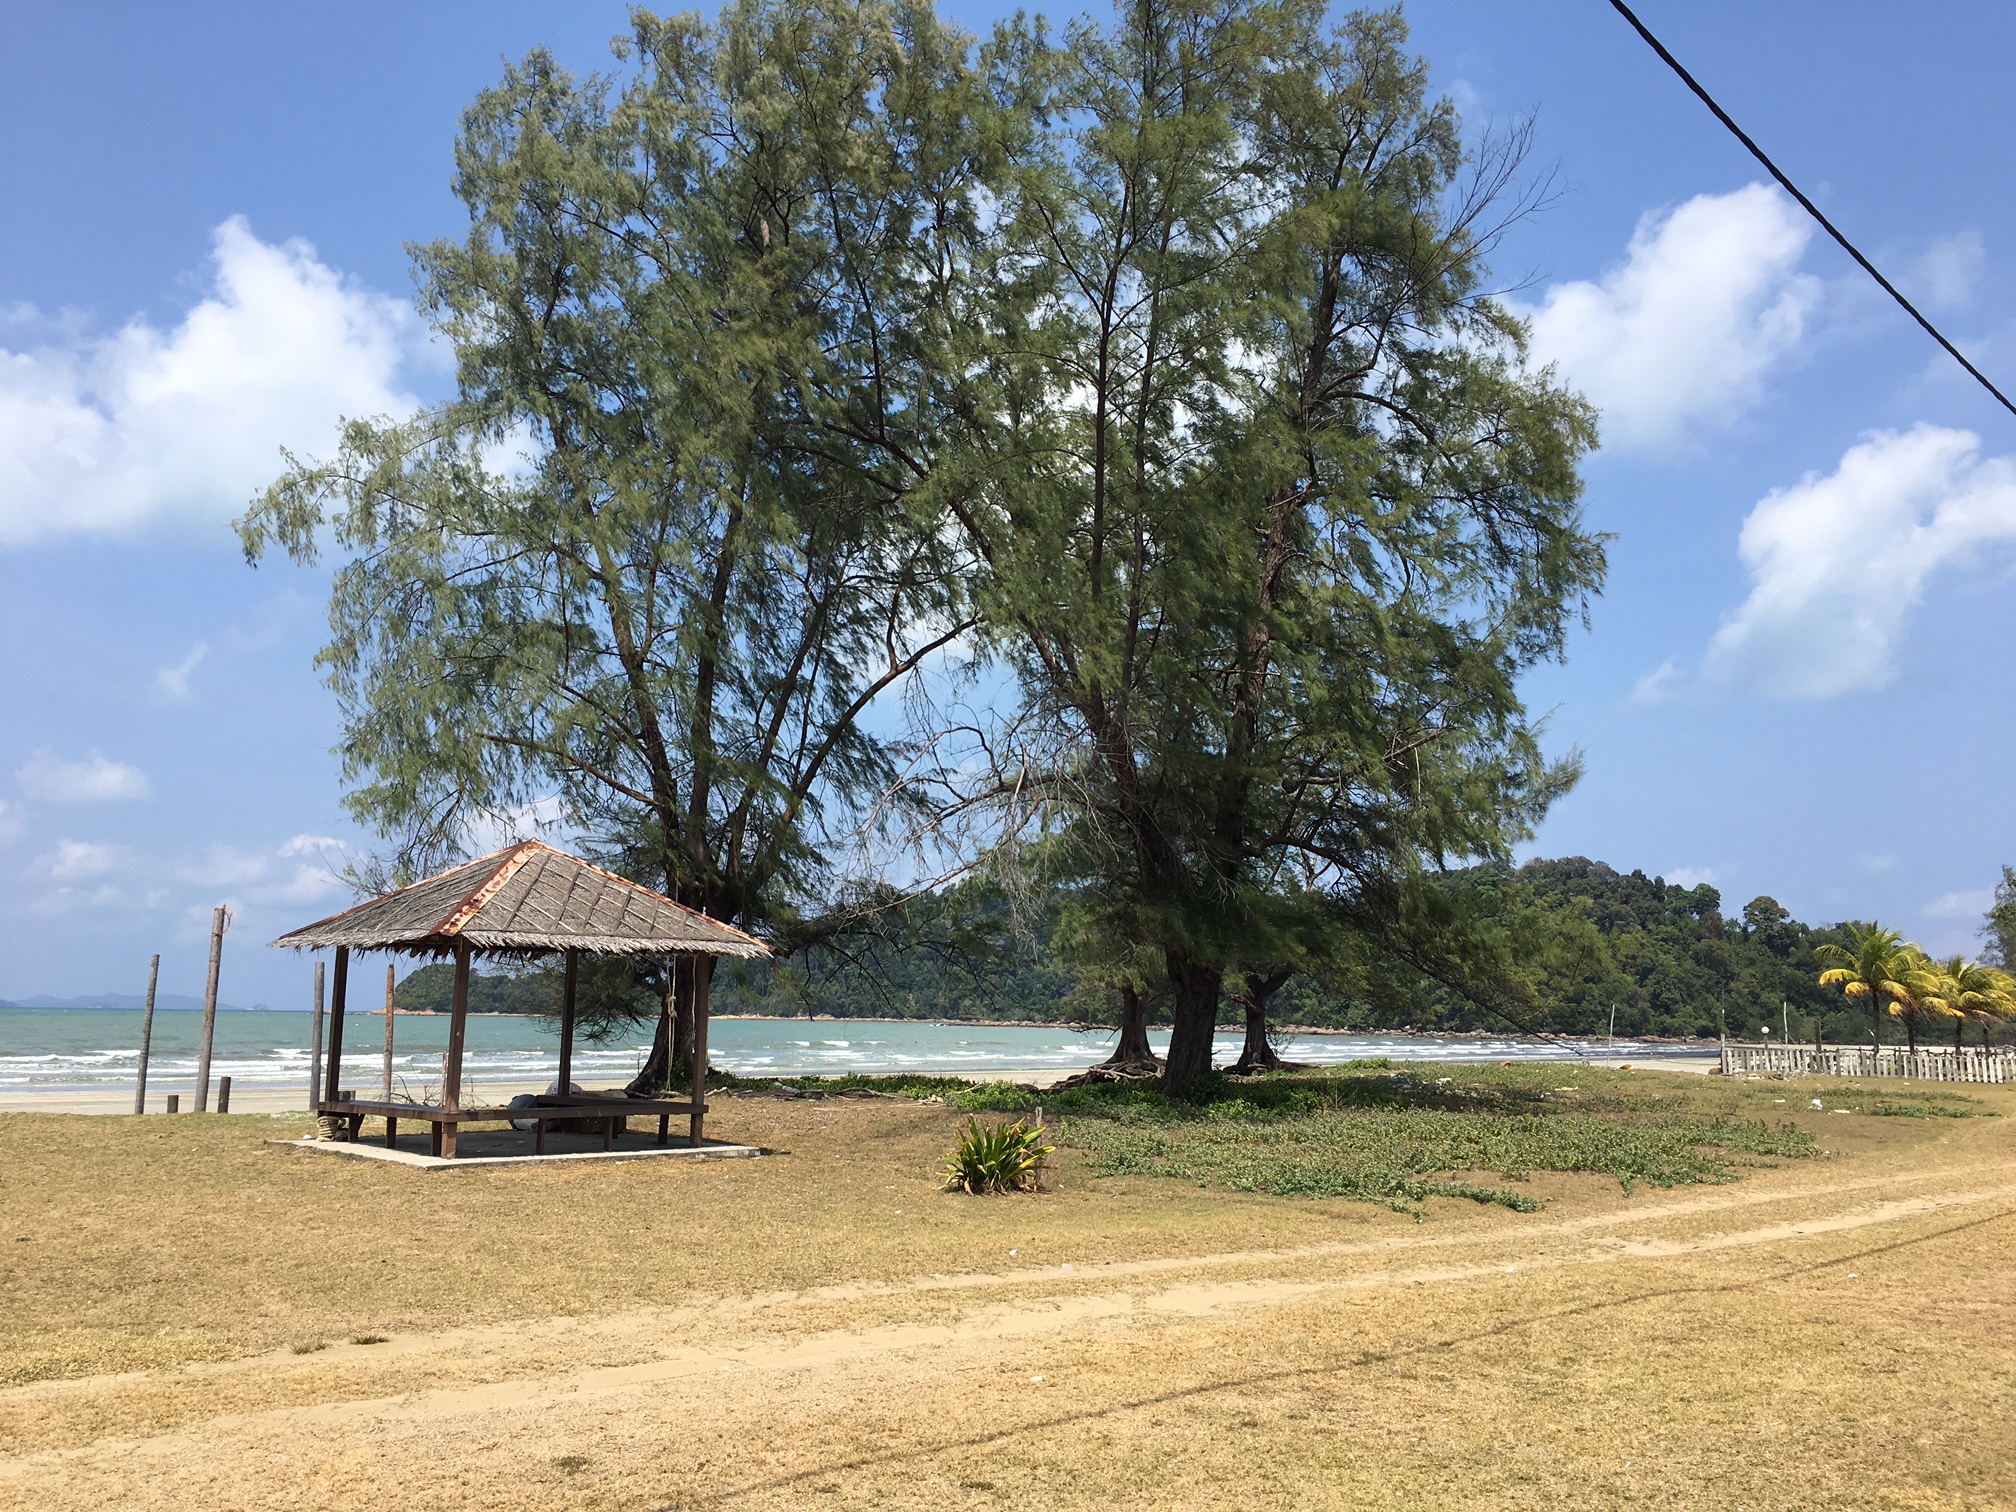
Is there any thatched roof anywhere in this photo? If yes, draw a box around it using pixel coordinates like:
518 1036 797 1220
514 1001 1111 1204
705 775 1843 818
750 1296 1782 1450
271 841 771 959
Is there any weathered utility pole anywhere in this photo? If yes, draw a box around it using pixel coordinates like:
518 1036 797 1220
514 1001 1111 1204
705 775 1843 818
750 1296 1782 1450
382 962 396 1101
308 961 325 1111
193 905 228 1112
134 953 161 1114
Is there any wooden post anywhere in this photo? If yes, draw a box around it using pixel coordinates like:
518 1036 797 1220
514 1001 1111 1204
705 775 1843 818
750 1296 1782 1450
324 947 350 1108
217 1076 232 1113
689 955 710 1147
134 953 160 1115
308 961 325 1111
441 941 471 1158
382 963 396 1102
557 949 578 1095
194 904 228 1112
166 1094 179 1114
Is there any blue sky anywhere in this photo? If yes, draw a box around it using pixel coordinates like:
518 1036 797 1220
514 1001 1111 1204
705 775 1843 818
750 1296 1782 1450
3 1 2014 1007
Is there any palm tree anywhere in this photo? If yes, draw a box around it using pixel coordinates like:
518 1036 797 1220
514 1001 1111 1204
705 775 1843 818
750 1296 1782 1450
1815 924 1918 1053
1886 946 1939 1054
1907 955 2016 1052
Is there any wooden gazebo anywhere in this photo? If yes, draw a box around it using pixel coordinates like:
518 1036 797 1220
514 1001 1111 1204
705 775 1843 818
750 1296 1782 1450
274 841 770 1158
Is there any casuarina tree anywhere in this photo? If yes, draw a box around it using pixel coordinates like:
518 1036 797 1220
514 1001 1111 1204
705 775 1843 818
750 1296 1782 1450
238 0 1009 1084
945 1 1602 1088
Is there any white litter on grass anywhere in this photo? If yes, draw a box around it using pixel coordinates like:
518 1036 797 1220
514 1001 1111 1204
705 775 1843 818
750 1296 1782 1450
1810 1099 1824 1110
1030 1375 1045 1383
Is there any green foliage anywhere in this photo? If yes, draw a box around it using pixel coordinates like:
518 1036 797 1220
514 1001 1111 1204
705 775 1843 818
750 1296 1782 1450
395 957 663 1042
964 1066 1818 1216
1865 1098 1993 1119
394 963 558 1016
1282 858 1921 1043
939 1 1603 1087
940 1118 1053 1195
712 1070 981 1098
1986 866 2016 969
238 0 995 934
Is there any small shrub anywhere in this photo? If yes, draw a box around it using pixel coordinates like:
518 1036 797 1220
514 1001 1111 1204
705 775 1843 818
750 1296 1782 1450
941 1117 1053 1194
350 1334 388 1345
289 1339 328 1355
554 1454 589 1474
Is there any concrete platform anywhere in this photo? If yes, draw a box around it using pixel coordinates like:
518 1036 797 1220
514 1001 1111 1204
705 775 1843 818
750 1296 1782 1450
275 1130 766 1169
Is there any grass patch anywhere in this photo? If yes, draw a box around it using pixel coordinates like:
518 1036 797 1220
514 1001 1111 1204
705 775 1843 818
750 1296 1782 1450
289 1339 327 1355
711 1069 984 1099
1863 1089 1995 1118
962 1067 1821 1216
349 1334 388 1345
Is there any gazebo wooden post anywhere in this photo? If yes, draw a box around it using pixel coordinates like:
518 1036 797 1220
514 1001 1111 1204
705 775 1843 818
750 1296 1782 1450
557 949 578 1093
441 941 472 1158
689 955 711 1148
323 947 350 1110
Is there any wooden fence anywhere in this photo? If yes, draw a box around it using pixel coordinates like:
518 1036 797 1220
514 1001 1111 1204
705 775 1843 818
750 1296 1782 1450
1718 1043 2016 1083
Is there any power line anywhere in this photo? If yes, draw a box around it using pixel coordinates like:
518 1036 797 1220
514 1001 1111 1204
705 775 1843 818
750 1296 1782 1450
1607 0 2016 422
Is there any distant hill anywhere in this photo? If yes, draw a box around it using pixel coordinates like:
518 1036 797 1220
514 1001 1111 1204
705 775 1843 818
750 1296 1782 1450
0 993 265 1012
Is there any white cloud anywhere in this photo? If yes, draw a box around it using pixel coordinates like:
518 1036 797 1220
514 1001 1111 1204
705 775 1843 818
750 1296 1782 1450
1706 426 2016 698
1666 866 1718 889
1629 658 1680 705
46 839 125 880
0 216 421 546
270 863 346 904
461 796 568 856
183 844 270 888
1923 888 1993 921
17 748 150 802
1515 183 1819 449
0 798 19 845
279 832 345 858
153 642 209 700
1859 853 1901 875
1910 231 1985 311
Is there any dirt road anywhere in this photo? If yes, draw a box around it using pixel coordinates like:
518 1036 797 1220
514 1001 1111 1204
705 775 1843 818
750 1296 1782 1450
4 1138 2012 1510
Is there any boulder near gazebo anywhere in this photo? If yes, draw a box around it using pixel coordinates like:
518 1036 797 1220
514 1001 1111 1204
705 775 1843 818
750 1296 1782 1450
274 840 770 1158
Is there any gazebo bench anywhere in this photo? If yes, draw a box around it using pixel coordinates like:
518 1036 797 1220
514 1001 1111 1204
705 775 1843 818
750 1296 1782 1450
320 1095 702 1157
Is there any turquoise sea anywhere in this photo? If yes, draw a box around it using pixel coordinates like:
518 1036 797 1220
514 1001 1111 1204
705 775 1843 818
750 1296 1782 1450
0 1007 1707 1099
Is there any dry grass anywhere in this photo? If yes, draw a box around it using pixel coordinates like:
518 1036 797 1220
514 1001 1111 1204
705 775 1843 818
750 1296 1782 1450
2 1070 2014 1510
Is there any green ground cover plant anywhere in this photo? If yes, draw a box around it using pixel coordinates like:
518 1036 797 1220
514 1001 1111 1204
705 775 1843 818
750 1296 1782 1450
1864 1090 1995 1118
716 1064 1824 1215
966 1067 1821 1215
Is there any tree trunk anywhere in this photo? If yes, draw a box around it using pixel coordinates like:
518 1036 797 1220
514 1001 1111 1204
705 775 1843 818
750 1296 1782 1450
1957 1016 1965 1052
1159 958 1222 1093
1871 989 1882 1054
1229 969 1294 1076
1906 1014 1916 1055
1096 986 1162 1075
626 960 693 1096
